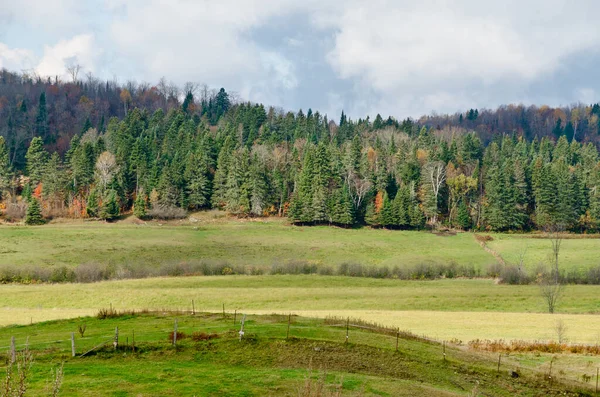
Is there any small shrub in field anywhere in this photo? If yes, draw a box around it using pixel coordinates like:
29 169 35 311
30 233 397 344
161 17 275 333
191 332 219 341
147 205 187 220
97 306 118 319
5 201 27 221
25 198 44 225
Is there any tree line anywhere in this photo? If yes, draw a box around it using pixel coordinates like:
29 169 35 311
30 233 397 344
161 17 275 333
0 69 600 231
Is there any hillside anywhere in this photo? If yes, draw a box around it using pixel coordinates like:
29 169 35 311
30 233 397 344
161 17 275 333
1 312 593 396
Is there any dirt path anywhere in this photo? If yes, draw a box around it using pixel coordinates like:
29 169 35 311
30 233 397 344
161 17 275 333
474 235 506 266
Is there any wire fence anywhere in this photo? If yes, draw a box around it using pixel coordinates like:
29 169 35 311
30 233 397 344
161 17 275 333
1 309 599 393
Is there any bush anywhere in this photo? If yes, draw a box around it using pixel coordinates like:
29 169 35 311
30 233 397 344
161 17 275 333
498 265 532 285
4 201 27 221
147 205 187 220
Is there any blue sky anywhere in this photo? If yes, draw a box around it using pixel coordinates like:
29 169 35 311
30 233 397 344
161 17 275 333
1 0 600 120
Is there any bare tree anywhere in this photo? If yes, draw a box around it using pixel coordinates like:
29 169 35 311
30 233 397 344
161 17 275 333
345 170 372 210
555 319 568 343
95 151 119 191
66 63 82 83
424 161 446 225
539 224 565 313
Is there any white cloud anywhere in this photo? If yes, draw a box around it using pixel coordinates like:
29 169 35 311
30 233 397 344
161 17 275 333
0 43 36 71
314 0 600 116
36 34 98 77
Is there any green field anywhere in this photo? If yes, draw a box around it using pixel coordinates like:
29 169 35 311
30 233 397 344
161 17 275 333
0 215 495 270
2 276 600 342
0 312 593 396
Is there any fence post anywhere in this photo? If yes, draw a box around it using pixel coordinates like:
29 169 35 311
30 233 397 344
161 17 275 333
114 327 119 350
395 328 399 352
173 319 178 347
222 303 225 318
497 354 501 374
192 300 195 315
71 332 76 357
345 317 349 344
234 310 237 326
443 341 446 362
239 314 246 341
10 336 15 364
596 367 598 393
132 330 135 353
286 314 291 340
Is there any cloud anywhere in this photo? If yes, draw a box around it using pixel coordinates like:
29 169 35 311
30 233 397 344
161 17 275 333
36 34 98 77
3 0 600 119
316 0 600 116
0 43 36 71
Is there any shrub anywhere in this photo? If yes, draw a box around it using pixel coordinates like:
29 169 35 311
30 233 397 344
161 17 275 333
147 205 187 220
5 201 27 221
168 331 187 341
498 265 532 285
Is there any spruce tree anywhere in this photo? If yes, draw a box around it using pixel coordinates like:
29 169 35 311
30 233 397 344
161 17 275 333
25 198 44 225
133 192 147 218
25 137 49 184
100 189 120 221
456 199 471 230
86 189 99 218
0 136 11 199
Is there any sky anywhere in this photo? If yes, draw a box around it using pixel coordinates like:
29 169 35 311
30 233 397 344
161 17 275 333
1 0 600 120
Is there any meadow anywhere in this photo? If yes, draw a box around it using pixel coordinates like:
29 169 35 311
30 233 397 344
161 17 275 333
0 312 594 396
1 215 600 344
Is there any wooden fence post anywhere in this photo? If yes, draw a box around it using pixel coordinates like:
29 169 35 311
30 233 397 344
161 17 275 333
173 319 178 347
443 341 446 362
222 303 225 318
192 300 195 315
395 328 399 352
239 314 246 341
286 314 291 340
132 330 135 353
234 310 237 325
497 354 501 374
345 317 349 344
71 332 76 357
10 336 15 364
113 327 119 350
596 367 598 393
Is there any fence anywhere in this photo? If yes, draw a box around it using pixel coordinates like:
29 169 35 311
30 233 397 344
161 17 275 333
2 309 599 393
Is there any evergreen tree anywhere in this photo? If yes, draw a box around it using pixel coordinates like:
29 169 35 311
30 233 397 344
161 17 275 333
25 197 44 225
86 189 99 218
456 199 471 230
25 137 49 184
133 192 147 218
100 189 120 220
0 136 12 199
35 92 48 138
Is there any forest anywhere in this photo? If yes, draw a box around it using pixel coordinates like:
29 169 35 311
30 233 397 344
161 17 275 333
1 68 600 232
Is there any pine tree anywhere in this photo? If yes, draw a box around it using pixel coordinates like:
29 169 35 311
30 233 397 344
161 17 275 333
185 151 210 209
35 92 48 138
456 199 471 230
86 189 99 218
100 189 120 221
211 137 233 208
331 185 354 226
0 136 12 199
133 192 147 218
25 198 44 225
25 137 49 184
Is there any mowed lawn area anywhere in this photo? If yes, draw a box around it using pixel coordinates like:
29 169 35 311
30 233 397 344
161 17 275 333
0 216 494 269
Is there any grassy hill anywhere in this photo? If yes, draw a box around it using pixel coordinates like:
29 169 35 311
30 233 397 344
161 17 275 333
1 312 592 396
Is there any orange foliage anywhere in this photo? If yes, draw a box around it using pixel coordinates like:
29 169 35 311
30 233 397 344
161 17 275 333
33 183 43 198
416 149 429 164
374 191 384 213
367 147 377 165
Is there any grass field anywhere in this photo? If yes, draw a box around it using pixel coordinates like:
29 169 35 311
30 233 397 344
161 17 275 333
0 312 593 396
0 215 495 270
2 276 600 342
